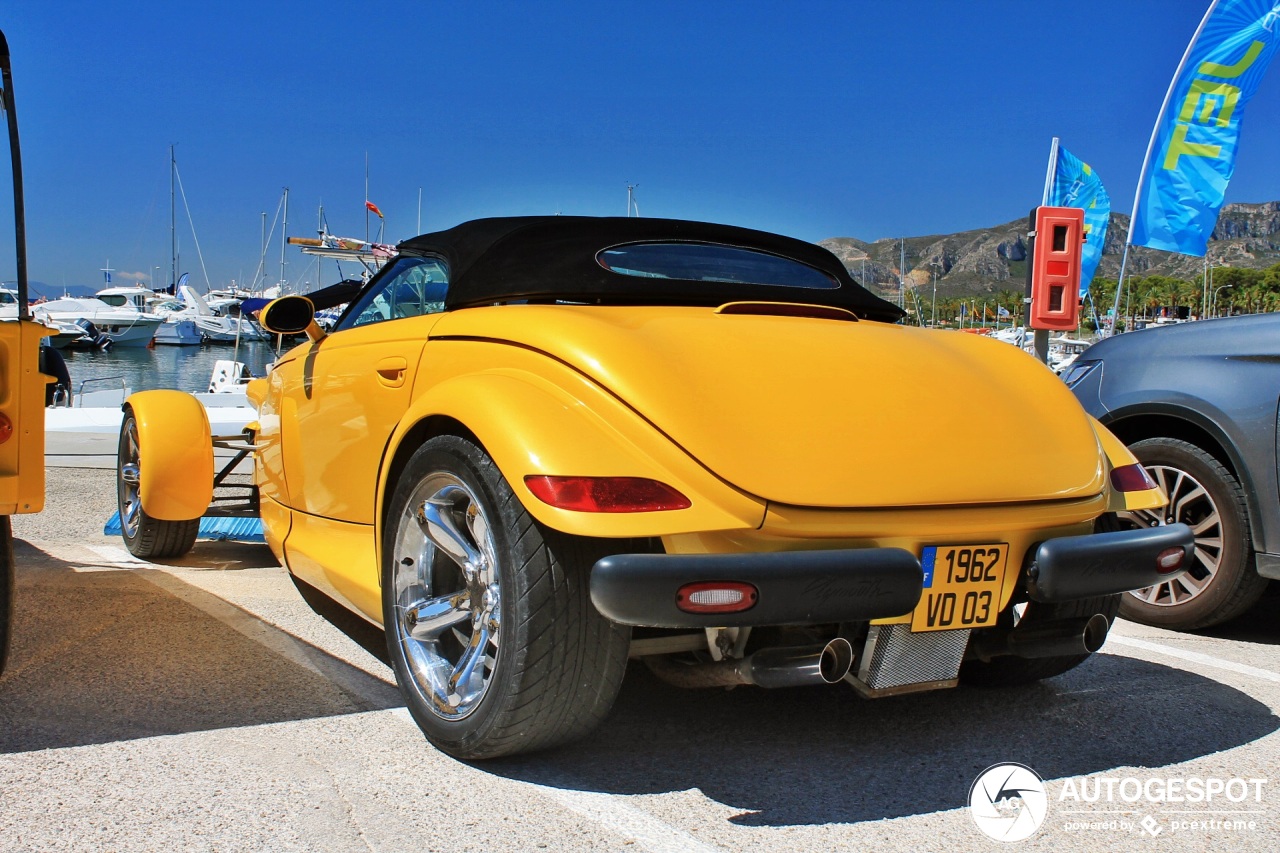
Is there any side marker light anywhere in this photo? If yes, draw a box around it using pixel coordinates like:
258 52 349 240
1156 547 1186 574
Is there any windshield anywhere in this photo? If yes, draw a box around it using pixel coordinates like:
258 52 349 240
337 256 450 330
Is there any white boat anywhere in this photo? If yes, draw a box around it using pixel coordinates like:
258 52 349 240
32 297 161 348
154 317 202 346
989 325 1092 374
0 284 19 319
179 285 269 343
45 366 255 469
95 283 157 313
0 285 81 347
97 283 202 346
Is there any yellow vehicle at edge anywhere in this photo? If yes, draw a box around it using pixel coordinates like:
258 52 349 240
0 31 48 676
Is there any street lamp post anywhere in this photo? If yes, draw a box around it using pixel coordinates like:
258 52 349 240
1212 283 1233 317
930 259 941 327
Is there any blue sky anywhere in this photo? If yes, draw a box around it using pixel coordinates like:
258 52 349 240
3 0 1279 295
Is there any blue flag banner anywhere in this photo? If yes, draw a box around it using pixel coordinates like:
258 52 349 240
1047 144 1111 293
1130 0 1280 256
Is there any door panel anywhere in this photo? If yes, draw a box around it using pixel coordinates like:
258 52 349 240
278 317 436 524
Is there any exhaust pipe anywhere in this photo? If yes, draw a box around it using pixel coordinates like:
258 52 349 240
644 638 854 689
970 614 1111 662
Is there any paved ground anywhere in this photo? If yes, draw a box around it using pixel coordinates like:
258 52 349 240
2 469 1279 851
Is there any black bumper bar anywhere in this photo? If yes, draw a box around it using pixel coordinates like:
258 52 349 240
591 548 923 628
590 523 1195 629
1026 523 1194 603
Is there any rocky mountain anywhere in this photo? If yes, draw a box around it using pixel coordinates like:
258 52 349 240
821 201 1280 299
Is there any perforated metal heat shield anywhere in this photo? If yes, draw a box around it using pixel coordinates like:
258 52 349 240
854 624 971 693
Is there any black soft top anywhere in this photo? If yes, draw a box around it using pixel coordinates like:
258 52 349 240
397 216 904 322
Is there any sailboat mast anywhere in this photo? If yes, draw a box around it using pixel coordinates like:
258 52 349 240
259 211 266 291
899 238 906 309
169 144 176 289
279 187 289 294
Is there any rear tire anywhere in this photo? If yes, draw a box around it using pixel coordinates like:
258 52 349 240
382 435 630 759
117 410 199 559
1115 437 1266 630
960 594 1120 687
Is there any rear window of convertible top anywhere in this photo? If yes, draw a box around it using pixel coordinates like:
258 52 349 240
597 242 838 289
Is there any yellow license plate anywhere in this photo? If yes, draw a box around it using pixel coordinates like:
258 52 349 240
910 544 1009 632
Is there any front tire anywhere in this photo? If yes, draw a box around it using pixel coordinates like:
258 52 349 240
117 410 199 559
1115 437 1266 630
382 435 630 760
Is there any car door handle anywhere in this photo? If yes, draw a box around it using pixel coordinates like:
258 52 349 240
375 357 408 387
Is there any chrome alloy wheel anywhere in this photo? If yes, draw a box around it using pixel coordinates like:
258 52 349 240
1118 463 1222 607
118 418 143 539
390 472 501 721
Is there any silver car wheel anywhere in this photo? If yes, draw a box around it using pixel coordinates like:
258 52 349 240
390 472 501 721
1118 463 1222 607
118 418 143 539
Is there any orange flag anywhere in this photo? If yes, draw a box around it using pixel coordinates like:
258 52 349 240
365 200 384 218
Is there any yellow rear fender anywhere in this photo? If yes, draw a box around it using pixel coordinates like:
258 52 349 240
1090 416 1166 513
382 342 768 542
125 390 214 521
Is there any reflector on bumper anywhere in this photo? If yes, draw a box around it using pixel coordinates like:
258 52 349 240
676 581 758 614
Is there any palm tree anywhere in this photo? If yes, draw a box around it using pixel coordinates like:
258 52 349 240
1143 282 1163 319
1189 273 1207 319
1174 277 1197 317
1239 282 1264 315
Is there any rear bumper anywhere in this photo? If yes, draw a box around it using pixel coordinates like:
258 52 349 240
591 548 923 628
1026 522 1194 602
590 523 1195 628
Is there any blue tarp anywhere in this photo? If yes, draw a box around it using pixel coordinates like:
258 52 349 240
103 512 265 543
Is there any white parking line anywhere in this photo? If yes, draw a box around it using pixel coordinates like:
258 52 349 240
83 545 147 563
1107 634 1280 684
526 785 724 853
388 706 724 853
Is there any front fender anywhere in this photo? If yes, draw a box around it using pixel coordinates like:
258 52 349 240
382 343 767 541
125 390 213 521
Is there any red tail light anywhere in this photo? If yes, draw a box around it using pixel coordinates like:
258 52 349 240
675 581 758 614
1110 463 1157 492
524 475 692 513
0 413 12 444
